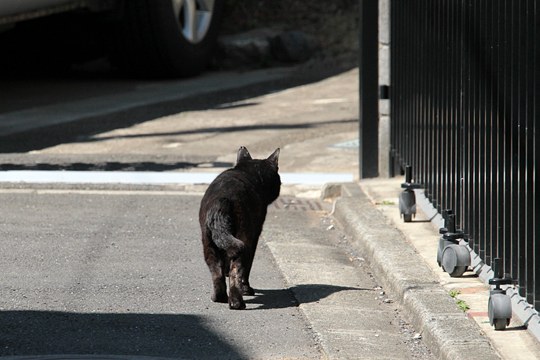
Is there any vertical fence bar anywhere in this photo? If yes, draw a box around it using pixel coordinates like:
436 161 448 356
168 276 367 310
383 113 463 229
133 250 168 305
495 0 506 271
517 0 531 302
510 0 520 292
508 0 521 290
519 6 532 305
461 0 471 249
486 0 492 264
452 0 462 224
433 0 441 212
526 0 535 307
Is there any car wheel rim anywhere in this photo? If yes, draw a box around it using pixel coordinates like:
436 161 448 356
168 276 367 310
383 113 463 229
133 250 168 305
172 0 215 44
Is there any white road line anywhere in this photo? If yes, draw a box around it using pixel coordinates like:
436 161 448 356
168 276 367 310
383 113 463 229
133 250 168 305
0 188 205 196
0 171 354 186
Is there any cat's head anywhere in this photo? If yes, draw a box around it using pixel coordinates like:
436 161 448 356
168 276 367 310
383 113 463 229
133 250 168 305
235 146 281 202
236 146 279 170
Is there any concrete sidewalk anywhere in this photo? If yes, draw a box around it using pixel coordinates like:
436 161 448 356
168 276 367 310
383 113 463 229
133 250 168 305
330 180 540 360
265 67 540 360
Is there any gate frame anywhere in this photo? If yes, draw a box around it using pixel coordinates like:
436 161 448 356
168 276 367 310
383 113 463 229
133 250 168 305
359 0 540 341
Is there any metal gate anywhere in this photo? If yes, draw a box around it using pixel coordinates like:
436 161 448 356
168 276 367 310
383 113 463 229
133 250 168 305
388 0 539 314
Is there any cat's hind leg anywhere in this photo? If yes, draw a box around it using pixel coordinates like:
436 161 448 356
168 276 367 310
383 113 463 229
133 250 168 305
241 249 256 296
204 244 228 303
228 257 247 310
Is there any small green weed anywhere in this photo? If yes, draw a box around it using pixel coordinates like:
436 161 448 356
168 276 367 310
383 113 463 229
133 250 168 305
449 289 470 312
456 299 470 312
376 200 396 206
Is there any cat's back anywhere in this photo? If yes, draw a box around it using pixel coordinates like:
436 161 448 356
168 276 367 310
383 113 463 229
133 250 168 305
204 168 255 197
200 168 261 214
199 168 266 228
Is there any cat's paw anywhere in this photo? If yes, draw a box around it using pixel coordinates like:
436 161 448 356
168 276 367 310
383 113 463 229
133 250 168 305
229 297 246 310
242 285 255 296
228 287 246 309
211 292 229 303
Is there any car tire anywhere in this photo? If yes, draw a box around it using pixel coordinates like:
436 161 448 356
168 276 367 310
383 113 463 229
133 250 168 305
110 0 223 77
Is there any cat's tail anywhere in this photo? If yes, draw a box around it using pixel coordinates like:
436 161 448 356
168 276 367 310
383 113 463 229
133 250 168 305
205 198 245 259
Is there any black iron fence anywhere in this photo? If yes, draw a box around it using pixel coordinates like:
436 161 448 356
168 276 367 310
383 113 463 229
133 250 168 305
389 0 538 312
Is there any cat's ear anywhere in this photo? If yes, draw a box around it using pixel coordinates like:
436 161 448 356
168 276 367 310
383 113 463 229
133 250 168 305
267 148 280 167
237 146 252 164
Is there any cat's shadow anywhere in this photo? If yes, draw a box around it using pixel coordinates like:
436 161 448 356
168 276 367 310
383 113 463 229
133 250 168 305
245 284 372 310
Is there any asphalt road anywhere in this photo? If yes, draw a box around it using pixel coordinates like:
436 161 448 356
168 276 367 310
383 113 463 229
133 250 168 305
0 67 434 359
0 190 320 359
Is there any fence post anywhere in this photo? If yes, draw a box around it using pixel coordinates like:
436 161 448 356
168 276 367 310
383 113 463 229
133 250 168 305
358 0 379 178
378 0 391 177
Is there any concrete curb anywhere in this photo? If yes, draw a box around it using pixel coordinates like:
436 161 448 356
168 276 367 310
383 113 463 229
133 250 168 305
332 183 501 360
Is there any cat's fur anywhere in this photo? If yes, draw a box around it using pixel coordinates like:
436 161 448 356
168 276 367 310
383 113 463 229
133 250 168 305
199 146 281 310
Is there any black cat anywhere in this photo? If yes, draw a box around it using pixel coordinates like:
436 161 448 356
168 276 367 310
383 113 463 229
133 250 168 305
199 146 281 310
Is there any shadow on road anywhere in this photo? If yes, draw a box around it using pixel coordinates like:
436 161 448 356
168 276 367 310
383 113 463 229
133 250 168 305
0 161 199 172
0 310 246 359
82 119 357 144
0 66 355 154
247 284 371 310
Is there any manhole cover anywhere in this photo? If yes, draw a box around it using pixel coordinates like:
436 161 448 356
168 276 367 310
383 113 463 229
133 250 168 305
272 196 325 211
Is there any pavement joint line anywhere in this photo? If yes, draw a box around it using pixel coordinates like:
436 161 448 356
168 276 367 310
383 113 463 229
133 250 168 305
333 182 502 360
0 170 354 186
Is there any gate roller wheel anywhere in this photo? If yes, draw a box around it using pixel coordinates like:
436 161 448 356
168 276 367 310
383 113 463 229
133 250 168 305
399 190 416 223
441 244 470 277
488 293 512 330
